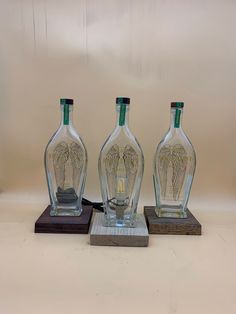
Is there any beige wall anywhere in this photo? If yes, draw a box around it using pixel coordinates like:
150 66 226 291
0 0 236 205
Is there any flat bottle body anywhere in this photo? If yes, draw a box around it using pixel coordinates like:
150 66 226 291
99 125 144 227
45 125 87 216
154 117 196 218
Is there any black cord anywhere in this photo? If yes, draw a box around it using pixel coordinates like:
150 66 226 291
82 197 104 211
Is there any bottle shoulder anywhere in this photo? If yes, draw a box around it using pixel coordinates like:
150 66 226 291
45 126 87 155
156 128 195 157
100 126 143 156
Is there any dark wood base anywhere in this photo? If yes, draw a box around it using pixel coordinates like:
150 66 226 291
34 205 93 234
144 206 201 235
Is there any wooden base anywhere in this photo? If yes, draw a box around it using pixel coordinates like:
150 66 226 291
90 213 149 247
144 206 201 235
34 205 93 234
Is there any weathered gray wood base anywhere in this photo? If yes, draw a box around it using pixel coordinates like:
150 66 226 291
144 206 201 235
90 213 149 247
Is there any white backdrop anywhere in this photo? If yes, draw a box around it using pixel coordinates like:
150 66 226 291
0 0 236 206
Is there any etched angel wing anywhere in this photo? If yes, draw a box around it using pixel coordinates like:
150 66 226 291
69 142 84 189
171 144 188 200
123 145 138 196
53 142 69 189
157 145 172 198
104 144 120 196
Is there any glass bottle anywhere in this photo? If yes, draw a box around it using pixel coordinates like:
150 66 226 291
153 102 196 218
44 98 87 216
98 97 144 227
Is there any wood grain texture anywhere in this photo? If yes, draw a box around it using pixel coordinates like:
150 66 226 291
90 213 149 247
34 205 93 234
144 206 201 235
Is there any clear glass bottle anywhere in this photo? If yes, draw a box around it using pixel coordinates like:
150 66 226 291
98 97 144 227
153 102 196 218
45 98 87 216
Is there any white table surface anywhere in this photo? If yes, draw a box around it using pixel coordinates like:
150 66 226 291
0 195 236 314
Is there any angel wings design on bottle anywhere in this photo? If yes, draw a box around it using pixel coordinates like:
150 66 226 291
53 142 84 204
104 144 138 213
158 144 188 201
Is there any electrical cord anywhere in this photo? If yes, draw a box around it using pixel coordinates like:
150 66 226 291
82 197 104 211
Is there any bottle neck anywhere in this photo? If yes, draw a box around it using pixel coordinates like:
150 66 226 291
116 103 129 127
170 107 183 130
60 104 73 126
